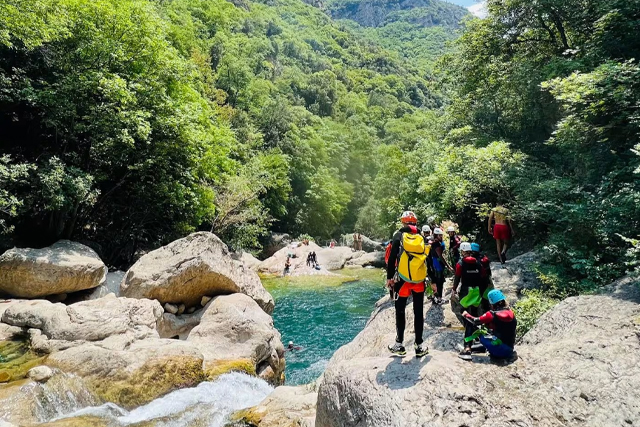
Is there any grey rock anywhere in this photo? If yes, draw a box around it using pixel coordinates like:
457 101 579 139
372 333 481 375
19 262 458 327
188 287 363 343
315 274 640 427
342 234 384 253
27 366 54 383
121 232 274 314
0 241 107 298
345 251 385 268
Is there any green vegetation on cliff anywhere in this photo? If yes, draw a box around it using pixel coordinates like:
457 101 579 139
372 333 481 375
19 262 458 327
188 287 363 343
326 0 469 67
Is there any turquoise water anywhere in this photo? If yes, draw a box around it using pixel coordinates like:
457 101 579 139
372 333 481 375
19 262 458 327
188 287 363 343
263 270 385 385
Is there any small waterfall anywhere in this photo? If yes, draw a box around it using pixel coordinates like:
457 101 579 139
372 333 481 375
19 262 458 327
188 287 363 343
28 373 101 422
52 372 273 427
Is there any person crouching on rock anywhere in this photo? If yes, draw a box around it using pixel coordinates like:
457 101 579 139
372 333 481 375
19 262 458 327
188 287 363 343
386 211 429 358
463 289 517 360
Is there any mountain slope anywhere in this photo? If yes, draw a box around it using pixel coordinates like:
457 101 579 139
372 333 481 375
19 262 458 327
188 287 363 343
324 0 469 66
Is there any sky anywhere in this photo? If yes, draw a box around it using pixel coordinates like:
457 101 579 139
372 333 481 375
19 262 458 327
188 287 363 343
445 0 488 18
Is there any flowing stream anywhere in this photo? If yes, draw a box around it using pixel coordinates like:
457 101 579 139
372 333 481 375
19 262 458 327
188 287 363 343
46 372 273 426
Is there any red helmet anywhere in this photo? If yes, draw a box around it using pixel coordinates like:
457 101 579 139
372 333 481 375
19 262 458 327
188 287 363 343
400 211 418 224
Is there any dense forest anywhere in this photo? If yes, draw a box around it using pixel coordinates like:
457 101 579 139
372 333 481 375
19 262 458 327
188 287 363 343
1 0 639 298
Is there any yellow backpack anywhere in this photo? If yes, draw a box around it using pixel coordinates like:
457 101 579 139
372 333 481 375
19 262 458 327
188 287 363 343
397 232 429 283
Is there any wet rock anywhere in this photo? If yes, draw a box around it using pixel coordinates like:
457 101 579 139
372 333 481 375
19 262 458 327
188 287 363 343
121 232 274 313
235 385 317 427
188 293 285 385
27 365 54 383
0 241 107 298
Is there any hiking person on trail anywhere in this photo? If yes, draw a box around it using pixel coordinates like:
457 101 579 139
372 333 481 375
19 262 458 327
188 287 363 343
463 289 517 360
306 252 314 267
451 242 488 359
447 226 461 265
427 228 453 305
471 242 493 312
385 211 429 358
488 204 515 264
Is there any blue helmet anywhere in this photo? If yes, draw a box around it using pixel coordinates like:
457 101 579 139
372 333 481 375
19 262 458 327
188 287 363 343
488 289 506 305
470 243 480 252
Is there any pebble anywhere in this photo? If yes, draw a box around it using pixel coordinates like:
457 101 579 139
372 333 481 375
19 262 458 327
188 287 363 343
27 366 54 383
201 296 212 307
177 304 186 315
163 303 179 314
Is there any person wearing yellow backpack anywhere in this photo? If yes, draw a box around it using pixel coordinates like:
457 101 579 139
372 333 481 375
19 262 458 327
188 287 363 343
386 211 429 357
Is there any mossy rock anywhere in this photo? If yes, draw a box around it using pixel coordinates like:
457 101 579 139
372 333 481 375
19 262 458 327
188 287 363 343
90 356 206 409
0 340 47 383
230 408 264 426
204 358 256 381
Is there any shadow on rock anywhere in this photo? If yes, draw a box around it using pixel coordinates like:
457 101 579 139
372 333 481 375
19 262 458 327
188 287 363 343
425 302 444 327
375 355 431 390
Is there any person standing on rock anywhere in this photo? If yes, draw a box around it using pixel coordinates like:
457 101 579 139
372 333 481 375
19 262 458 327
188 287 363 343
427 228 453 305
386 211 429 358
452 242 487 358
463 289 517 360
471 243 494 313
488 203 515 264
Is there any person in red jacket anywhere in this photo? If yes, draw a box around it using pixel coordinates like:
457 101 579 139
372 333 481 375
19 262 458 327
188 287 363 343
463 289 517 359
451 242 488 357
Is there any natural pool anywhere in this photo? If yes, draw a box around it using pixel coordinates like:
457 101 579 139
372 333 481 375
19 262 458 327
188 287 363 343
261 268 385 385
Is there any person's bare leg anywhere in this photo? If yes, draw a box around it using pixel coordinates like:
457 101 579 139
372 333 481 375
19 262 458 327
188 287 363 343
496 239 504 262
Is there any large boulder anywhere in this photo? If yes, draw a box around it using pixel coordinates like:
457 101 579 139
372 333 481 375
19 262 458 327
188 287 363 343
257 241 331 276
235 385 317 427
316 247 359 271
345 251 385 268
490 251 542 299
341 234 384 253
187 293 285 385
315 275 640 427
120 232 274 313
262 232 292 258
1 296 161 344
0 241 107 298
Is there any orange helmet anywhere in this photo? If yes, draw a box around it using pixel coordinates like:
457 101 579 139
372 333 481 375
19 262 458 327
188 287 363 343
400 211 417 224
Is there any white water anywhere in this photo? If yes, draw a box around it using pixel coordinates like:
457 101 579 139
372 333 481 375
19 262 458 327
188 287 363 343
51 372 274 426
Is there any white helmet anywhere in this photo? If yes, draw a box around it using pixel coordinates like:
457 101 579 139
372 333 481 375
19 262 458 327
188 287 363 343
288 341 294 346
447 226 455 232
460 242 472 252
433 228 443 235
422 225 431 233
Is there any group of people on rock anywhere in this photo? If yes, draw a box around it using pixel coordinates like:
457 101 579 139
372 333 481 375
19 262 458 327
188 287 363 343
385 210 517 361
306 251 318 268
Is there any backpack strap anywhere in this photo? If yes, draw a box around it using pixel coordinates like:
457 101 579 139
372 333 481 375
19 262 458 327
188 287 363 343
408 225 417 234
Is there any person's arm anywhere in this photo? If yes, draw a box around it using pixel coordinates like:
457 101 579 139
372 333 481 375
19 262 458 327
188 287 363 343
386 234 401 282
452 262 462 293
463 310 494 325
488 210 494 233
436 246 453 271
